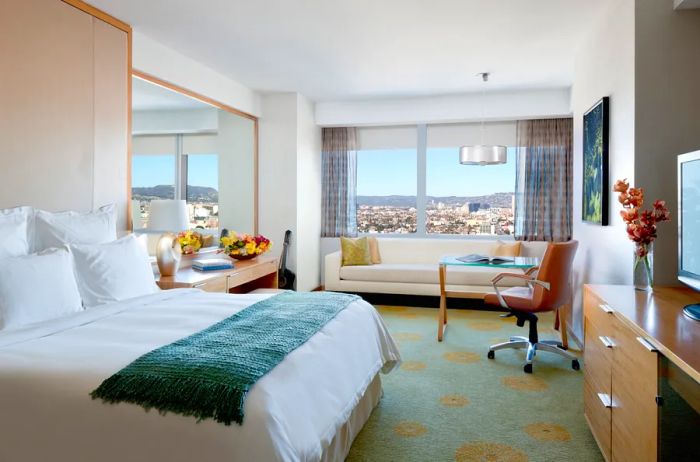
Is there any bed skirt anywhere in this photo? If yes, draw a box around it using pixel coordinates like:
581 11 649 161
322 373 382 462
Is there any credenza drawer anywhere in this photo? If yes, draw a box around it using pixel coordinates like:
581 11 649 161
193 276 228 293
611 319 659 462
584 287 616 336
584 317 612 395
584 377 612 462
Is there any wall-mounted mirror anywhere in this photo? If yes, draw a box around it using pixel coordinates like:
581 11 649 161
130 75 257 251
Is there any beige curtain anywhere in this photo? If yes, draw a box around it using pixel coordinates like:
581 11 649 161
321 127 358 237
514 118 573 241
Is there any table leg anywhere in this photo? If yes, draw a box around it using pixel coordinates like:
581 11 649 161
438 264 447 341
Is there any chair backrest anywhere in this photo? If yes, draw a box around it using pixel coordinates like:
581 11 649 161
531 240 579 310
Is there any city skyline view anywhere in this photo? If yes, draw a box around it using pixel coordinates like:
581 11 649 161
356 148 516 234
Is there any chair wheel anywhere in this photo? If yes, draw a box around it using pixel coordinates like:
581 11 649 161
572 359 580 371
523 363 533 374
487 350 495 359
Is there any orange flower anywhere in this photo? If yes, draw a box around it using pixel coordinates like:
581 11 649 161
613 178 629 193
627 187 644 208
619 208 638 223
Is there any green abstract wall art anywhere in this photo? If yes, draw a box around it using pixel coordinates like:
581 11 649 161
583 97 609 225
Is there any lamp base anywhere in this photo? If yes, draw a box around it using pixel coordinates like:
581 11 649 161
156 233 182 276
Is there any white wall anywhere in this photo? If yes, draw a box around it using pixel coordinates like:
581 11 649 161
132 108 218 134
258 93 323 291
296 94 323 291
132 32 261 117
571 0 636 340
315 88 571 127
258 93 299 281
634 0 700 285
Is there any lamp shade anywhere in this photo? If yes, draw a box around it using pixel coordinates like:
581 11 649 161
148 200 189 232
459 145 507 165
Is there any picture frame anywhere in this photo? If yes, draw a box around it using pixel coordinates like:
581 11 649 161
582 96 610 225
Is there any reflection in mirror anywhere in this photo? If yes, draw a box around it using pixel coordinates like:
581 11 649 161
130 76 256 253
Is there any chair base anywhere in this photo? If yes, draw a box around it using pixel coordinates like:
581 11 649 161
487 336 580 373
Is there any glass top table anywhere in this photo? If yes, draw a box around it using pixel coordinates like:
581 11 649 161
439 255 539 269
436 255 540 342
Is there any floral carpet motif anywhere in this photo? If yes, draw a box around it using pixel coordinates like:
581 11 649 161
346 305 603 462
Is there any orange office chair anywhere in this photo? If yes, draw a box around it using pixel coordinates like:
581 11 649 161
484 241 580 374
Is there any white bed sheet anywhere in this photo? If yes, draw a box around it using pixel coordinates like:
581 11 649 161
0 290 400 462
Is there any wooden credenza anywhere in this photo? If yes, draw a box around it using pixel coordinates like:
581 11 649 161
583 285 700 462
158 256 279 293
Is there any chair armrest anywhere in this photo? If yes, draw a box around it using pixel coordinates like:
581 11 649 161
491 272 534 285
491 272 551 310
525 266 540 276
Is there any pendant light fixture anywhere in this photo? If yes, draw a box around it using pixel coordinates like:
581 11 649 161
459 72 507 166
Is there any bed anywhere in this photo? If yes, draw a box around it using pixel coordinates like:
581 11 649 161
0 289 400 462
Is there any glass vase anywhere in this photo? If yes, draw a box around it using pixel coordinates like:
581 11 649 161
633 242 654 291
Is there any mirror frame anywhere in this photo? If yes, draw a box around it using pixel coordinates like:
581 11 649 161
129 69 259 234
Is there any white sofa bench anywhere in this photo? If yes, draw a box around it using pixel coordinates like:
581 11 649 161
324 238 549 297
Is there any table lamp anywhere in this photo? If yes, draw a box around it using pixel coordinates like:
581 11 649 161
148 200 189 276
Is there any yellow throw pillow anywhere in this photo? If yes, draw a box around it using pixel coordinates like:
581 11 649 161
367 236 381 264
492 240 521 257
340 237 372 266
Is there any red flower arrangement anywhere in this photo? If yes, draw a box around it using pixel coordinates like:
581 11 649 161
614 179 670 288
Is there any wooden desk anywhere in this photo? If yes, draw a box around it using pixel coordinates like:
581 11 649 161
583 284 700 462
158 255 279 293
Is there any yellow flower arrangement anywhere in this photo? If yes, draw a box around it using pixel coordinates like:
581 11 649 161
176 230 203 255
220 232 271 260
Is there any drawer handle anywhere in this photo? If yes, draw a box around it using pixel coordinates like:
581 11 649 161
636 337 658 352
597 393 613 409
598 303 614 314
598 336 614 348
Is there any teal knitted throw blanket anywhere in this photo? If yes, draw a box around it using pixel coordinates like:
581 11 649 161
91 291 359 425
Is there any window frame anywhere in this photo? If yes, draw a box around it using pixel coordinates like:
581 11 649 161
356 124 516 240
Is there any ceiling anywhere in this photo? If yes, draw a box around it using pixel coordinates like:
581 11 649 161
94 0 611 102
132 77 210 111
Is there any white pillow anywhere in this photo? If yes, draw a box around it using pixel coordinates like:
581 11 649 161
0 247 83 330
34 204 116 251
0 206 32 259
70 234 159 308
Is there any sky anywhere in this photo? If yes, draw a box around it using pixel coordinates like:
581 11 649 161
357 147 516 197
132 154 218 188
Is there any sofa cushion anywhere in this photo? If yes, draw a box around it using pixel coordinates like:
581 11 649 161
340 237 372 266
339 263 527 287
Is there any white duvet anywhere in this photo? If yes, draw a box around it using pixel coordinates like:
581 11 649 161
0 290 400 462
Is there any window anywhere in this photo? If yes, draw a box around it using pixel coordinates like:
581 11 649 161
352 123 517 236
131 134 219 231
186 154 219 229
355 126 418 234
357 149 417 233
426 147 516 235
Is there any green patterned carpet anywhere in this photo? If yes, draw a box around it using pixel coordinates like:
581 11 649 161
346 305 603 462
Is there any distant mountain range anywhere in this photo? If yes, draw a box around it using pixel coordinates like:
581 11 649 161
358 192 514 208
132 185 218 203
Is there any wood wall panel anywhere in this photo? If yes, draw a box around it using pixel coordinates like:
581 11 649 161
0 0 94 213
0 0 130 229
93 17 128 230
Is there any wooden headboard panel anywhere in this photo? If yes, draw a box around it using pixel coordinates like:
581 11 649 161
0 0 131 230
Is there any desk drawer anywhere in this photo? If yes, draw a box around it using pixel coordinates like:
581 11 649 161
611 319 659 462
584 377 612 462
584 317 612 395
193 276 228 293
584 287 616 335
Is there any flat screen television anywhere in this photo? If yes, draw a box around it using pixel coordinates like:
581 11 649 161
678 151 700 320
